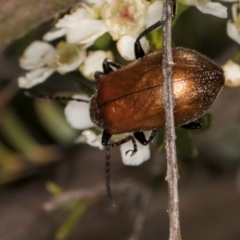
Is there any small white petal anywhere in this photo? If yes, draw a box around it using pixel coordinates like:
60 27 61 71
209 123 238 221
43 28 67 42
57 51 86 74
117 35 149 60
146 1 163 28
56 8 88 28
64 94 94 129
196 2 227 18
18 67 54 89
120 139 150 166
82 0 105 7
66 19 107 44
75 130 103 149
222 60 240 87
20 41 56 70
226 20 240 44
80 50 113 80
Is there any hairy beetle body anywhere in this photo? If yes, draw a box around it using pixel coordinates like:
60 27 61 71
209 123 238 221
90 48 224 134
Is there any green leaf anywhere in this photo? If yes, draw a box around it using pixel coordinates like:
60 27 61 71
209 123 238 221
176 128 198 159
93 32 112 50
198 113 214 131
46 182 64 196
172 4 189 26
149 30 163 50
233 47 240 62
156 130 165 151
0 108 60 163
55 201 88 240
35 99 78 146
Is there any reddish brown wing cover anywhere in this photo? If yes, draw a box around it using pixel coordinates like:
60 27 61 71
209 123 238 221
90 48 224 134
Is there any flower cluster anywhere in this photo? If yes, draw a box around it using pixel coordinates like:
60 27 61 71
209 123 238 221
19 0 159 89
18 0 240 166
224 2 240 88
222 60 240 87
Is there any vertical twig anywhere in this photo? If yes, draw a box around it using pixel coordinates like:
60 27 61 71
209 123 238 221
161 0 182 239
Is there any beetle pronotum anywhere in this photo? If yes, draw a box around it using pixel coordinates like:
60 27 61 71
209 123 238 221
26 19 224 206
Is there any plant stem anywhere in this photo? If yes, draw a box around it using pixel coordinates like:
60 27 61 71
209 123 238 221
161 0 182 239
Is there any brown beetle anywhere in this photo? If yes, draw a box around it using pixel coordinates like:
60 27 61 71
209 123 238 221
26 20 224 206
26 20 224 155
90 21 224 154
91 47 224 134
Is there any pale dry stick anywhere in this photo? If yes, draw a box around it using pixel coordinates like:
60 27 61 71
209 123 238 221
161 0 182 239
43 181 151 240
128 187 151 240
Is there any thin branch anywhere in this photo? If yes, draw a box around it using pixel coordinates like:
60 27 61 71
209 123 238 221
161 0 182 239
128 187 151 240
43 181 151 240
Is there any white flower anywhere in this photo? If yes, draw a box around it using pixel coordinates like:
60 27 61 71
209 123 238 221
101 0 164 60
117 35 149 60
82 0 105 8
178 0 230 18
146 0 163 28
18 68 55 89
64 94 94 129
18 41 86 89
75 130 103 149
120 138 150 166
222 60 240 87
227 3 240 44
19 41 56 70
80 50 113 80
101 0 149 40
43 0 163 61
43 6 107 45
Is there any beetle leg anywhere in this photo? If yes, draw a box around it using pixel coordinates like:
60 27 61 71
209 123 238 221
105 61 122 70
102 130 138 157
133 130 158 145
180 119 202 130
103 59 122 74
172 0 177 19
94 71 104 80
94 60 116 81
95 60 122 80
102 130 137 153
134 0 176 59
134 21 163 59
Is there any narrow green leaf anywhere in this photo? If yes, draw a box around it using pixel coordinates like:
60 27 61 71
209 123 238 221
0 108 60 163
93 32 112 50
35 99 78 146
176 128 198 159
55 201 88 240
46 181 64 196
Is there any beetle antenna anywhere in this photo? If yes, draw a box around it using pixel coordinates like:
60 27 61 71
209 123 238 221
24 91 90 103
105 146 116 208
